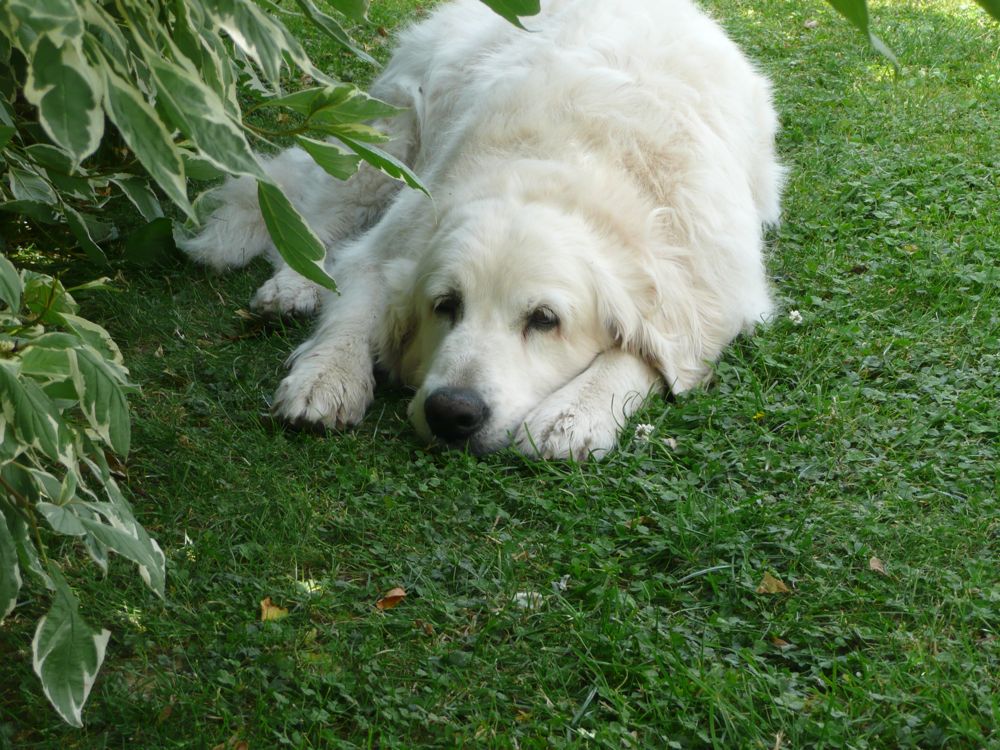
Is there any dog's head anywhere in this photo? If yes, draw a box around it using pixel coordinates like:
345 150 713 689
377 193 708 454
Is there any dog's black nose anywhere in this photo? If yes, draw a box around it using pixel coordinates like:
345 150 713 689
424 387 489 442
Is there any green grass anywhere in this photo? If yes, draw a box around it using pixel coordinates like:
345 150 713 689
2 0 999 747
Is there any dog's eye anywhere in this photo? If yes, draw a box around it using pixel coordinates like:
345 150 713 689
526 306 559 332
433 293 461 323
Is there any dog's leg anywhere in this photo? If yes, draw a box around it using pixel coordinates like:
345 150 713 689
514 350 664 461
269 240 385 430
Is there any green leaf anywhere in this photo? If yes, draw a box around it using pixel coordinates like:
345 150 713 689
295 136 362 181
0 491 51 589
257 181 336 292
79 503 165 597
0 512 21 623
110 177 163 221
141 46 267 181
37 502 87 536
63 206 108 265
100 60 194 220
0 253 21 312
262 85 355 117
123 218 177 268
23 143 74 173
70 347 131 456
825 0 899 67
0 125 14 150
4 0 84 47
308 91 403 126
325 0 370 21
32 571 110 727
181 151 228 181
317 121 390 144
478 0 541 29
22 273 78 321
0 361 70 464
54 312 124 365
0 200 60 224
973 0 1000 21
20 340 74 383
291 0 376 64
23 37 104 167
207 0 302 86
8 166 57 204
335 134 429 196
0 415 20 464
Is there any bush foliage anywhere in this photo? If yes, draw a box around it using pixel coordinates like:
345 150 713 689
0 0 538 728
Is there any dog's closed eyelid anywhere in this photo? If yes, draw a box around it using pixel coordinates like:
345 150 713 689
432 292 462 322
525 306 560 333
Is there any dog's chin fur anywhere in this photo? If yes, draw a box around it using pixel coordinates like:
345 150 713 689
178 0 784 460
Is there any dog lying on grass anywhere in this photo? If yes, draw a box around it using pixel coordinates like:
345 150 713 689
180 0 784 460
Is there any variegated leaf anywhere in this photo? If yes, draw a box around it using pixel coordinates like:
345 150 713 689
99 59 194 219
257 181 336 291
68 347 131 456
141 47 266 181
0 512 21 623
0 253 21 312
79 503 165 598
4 0 84 47
0 360 71 464
32 573 110 728
23 37 104 167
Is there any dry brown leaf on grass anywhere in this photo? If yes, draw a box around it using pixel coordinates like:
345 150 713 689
756 572 791 594
869 556 888 576
376 587 407 610
260 596 289 622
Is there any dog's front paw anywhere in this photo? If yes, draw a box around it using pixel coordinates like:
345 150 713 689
271 355 374 431
514 401 621 461
251 268 323 317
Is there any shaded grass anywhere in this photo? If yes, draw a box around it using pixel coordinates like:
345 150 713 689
1 0 998 747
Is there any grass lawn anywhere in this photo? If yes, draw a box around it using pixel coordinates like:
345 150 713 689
2 0 998 747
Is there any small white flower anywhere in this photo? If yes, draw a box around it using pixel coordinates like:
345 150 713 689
788 309 803 325
634 423 655 441
663 437 678 450
513 592 544 610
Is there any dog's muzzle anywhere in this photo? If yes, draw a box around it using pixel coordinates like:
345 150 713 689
423 386 489 443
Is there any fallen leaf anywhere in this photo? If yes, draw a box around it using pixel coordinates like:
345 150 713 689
869 556 888 576
376 587 407 610
260 596 289 622
756 572 791 594
770 636 792 649
414 619 435 635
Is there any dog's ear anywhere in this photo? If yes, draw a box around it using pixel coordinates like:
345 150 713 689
375 256 419 375
594 248 713 395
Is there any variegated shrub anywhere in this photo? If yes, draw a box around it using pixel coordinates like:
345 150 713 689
0 256 165 727
0 0 542 728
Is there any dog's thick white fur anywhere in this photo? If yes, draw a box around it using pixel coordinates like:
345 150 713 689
180 0 784 460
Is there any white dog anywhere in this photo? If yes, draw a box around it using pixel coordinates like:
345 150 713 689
180 0 784 460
